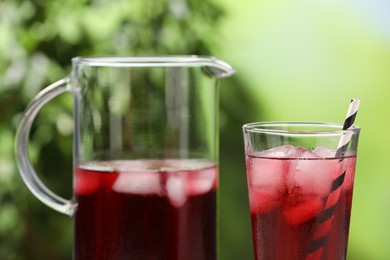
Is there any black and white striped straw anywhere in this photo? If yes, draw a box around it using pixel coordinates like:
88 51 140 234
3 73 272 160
307 98 360 260
336 98 360 157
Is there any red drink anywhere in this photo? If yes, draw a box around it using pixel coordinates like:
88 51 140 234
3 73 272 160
245 145 357 260
74 159 217 260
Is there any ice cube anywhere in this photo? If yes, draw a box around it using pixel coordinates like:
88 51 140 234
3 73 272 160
187 167 217 196
313 146 336 158
166 173 187 208
288 150 336 197
74 169 100 195
287 146 306 158
247 157 287 192
112 171 163 195
257 145 303 158
283 197 323 225
246 155 288 213
249 188 281 214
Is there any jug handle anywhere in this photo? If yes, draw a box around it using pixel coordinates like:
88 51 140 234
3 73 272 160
15 77 75 216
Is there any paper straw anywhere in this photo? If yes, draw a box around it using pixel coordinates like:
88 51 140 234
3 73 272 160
306 98 360 260
336 98 360 157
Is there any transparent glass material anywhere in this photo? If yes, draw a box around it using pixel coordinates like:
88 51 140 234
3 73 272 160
243 122 360 153
15 56 234 260
72 56 232 165
242 122 360 260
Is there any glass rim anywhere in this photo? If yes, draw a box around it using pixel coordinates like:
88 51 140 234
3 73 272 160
242 121 360 136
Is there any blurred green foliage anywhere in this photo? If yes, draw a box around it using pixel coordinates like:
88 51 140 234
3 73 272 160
1 0 257 259
5 0 388 259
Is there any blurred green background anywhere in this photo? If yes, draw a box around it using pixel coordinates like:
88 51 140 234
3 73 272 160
1 0 389 259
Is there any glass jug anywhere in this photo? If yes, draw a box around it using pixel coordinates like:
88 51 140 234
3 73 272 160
15 56 234 260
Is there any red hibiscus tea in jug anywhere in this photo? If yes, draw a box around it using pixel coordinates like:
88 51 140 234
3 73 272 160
74 159 217 260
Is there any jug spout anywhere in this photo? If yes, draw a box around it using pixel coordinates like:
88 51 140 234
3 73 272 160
201 57 235 79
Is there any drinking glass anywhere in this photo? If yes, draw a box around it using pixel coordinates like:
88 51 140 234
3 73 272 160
242 122 360 260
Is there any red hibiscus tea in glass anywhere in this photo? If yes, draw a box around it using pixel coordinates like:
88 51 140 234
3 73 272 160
16 56 234 259
243 122 360 260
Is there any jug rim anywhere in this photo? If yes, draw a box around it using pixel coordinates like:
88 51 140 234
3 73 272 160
72 55 235 78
